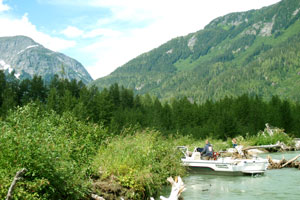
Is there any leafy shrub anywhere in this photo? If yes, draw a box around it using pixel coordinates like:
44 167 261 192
247 131 294 147
244 125 295 147
0 103 109 199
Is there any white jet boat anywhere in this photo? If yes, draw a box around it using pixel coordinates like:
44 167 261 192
178 146 269 176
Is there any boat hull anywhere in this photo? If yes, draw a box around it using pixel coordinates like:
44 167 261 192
182 158 268 176
186 166 264 176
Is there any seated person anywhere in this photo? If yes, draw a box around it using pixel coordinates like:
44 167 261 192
196 147 203 152
232 138 238 148
201 140 213 160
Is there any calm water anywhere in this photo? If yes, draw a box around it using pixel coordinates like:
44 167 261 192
163 151 300 200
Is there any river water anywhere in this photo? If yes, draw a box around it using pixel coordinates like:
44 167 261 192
163 151 300 200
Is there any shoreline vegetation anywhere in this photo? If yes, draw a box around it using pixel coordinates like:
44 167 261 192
0 104 298 200
0 73 299 199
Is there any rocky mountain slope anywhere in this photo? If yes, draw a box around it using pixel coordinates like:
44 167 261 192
0 36 93 84
92 0 300 102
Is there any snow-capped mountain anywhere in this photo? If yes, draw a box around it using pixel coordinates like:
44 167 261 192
0 35 93 84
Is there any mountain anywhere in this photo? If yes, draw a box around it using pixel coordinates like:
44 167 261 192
92 0 300 102
0 36 93 84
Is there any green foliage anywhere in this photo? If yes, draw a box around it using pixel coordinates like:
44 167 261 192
246 129 295 147
91 129 185 199
0 103 109 199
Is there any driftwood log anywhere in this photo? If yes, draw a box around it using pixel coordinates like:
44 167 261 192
224 142 289 160
267 154 300 169
6 168 27 200
243 141 289 152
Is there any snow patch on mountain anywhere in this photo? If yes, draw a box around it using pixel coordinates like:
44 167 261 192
17 45 39 55
0 60 13 73
0 60 21 79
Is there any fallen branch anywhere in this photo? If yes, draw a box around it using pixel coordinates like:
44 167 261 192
281 154 300 168
6 168 27 200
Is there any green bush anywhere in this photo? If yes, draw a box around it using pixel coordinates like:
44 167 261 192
91 128 186 199
247 130 295 146
0 103 109 199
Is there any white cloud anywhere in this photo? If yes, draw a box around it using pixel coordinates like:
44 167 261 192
83 28 121 38
61 25 84 38
0 14 76 52
0 0 10 12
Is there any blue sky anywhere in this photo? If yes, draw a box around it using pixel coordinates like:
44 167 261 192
0 0 281 79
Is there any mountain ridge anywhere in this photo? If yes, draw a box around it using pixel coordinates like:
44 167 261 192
0 35 93 84
91 0 300 102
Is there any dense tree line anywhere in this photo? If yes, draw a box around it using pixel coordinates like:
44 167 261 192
1 70 300 139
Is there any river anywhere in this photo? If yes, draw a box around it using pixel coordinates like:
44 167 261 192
163 151 300 200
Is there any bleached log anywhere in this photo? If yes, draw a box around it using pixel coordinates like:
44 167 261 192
243 141 286 151
160 176 185 200
6 168 27 200
91 194 105 200
281 154 300 168
246 149 266 156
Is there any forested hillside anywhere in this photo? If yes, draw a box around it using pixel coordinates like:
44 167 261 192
92 0 300 102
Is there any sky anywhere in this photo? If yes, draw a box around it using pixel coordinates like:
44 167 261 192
0 0 281 80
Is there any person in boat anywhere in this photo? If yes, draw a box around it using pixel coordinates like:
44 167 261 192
201 140 213 160
232 138 238 148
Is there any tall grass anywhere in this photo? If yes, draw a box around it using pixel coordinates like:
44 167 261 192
91 128 186 199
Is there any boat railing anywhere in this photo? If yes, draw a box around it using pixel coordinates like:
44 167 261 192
177 146 189 158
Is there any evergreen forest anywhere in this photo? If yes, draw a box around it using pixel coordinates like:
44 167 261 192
1 70 300 139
